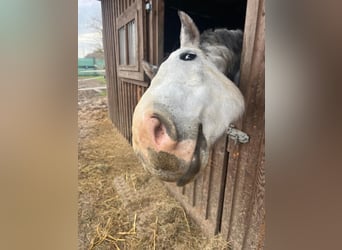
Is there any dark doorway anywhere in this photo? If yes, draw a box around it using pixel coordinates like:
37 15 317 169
163 0 247 56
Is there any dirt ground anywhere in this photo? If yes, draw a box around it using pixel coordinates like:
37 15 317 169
78 77 230 249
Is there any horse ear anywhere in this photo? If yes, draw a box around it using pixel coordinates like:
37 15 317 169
142 60 159 80
178 11 200 48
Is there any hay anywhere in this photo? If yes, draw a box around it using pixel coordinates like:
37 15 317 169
78 88 230 249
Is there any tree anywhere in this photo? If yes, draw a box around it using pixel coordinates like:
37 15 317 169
86 16 104 59
85 48 104 59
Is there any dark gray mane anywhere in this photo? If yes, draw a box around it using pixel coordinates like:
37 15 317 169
200 29 243 82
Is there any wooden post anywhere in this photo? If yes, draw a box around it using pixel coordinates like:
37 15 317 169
221 0 265 249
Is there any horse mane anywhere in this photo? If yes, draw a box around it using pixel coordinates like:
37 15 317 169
200 29 243 82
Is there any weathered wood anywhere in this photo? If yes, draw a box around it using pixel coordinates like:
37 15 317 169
129 82 134 143
164 182 217 236
146 0 164 65
147 0 153 64
206 136 228 234
102 0 118 125
163 136 229 236
184 177 194 206
193 163 204 208
200 153 211 220
102 0 147 142
127 81 131 143
156 0 165 64
120 0 124 15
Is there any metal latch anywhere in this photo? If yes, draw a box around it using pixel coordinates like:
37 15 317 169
226 125 249 144
145 1 152 11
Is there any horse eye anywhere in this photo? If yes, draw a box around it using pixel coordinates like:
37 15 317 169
179 52 197 61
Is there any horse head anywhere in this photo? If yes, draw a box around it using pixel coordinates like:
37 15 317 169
132 11 244 186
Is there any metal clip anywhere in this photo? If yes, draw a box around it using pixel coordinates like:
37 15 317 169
226 125 249 144
145 1 152 11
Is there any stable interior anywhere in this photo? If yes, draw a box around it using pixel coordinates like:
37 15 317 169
163 0 247 57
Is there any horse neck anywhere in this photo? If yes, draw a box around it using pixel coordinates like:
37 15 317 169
200 29 243 81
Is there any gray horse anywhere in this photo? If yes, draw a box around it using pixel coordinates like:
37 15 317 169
132 11 245 186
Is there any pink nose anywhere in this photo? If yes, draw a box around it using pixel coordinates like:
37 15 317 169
144 115 177 152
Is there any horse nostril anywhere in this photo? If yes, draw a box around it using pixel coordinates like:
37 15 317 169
151 113 178 142
147 114 178 151
150 116 166 146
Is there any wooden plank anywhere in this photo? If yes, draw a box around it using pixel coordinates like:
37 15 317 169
132 85 138 133
243 132 265 249
147 0 153 63
113 0 117 17
193 163 204 208
200 151 212 220
164 182 215 236
118 79 124 136
139 85 143 101
128 82 134 144
121 83 125 137
101 1 110 120
133 86 140 127
137 0 145 78
124 81 129 140
145 0 164 66
126 81 130 142
220 139 240 237
206 136 228 234
124 0 127 12
111 0 120 127
113 0 124 132
123 81 127 139
215 137 230 233
128 82 133 143
118 70 144 81
120 0 124 15
102 0 118 125
183 178 194 206
126 81 131 143
220 0 265 249
115 76 121 132
157 0 164 64
112 0 121 127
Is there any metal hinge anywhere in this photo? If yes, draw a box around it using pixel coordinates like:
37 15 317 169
145 1 152 11
226 125 249 144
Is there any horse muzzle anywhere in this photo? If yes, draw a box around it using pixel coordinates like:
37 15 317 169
132 110 209 186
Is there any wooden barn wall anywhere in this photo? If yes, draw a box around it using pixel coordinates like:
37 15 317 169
222 0 265 248
101 0 151 144
101 0 117 124
102 0 265 249
165 0 265 249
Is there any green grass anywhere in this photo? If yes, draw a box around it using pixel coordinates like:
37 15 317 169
99 89 107 96
98 77 106 85
78 75 103 79
77 76 107 85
